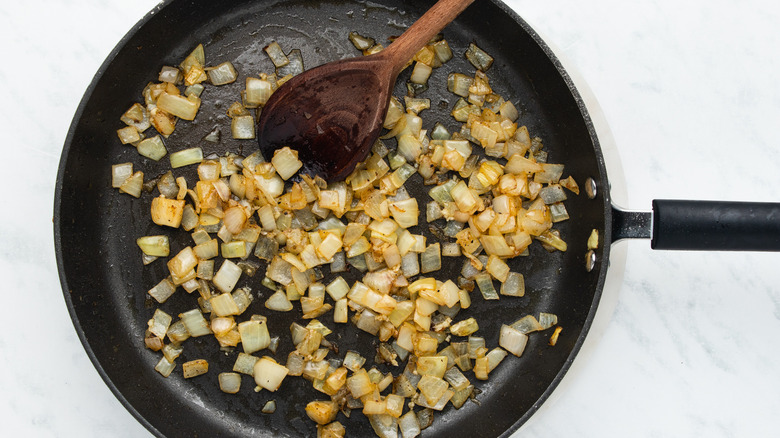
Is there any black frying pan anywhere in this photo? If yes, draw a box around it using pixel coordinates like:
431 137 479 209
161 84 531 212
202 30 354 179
53 0 780 437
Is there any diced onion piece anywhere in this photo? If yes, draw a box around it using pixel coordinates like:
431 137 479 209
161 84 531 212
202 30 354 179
182 359 209 378
150 196 185 228
399 410 421 438
121 103 151 132
218 372 242 394
486 347 508 372
346 368 374 398
170 147 203 168
180 44 205 73
117 125 141 144
397 133 422 162
239 319 271 354
147 308 172 340
420 243 441 274
500 272 525 297
588 229 599 250
539 184 567 204
245 77 273 106
549 326 563 346
155 356 176 377
499 324 528 357
417 375 448 405
479 234 514 258
450 317 479 336
485 255 510 282
212 259 242 293
447 73 473 97
270 146 302 180
167 246 198 279
119 171 144 198
157 92 200 121
410 62 433 84
233 353 260 375
111 163 133 188
148 277 176 303
231 115 255 139
389 198 419 228
465 42 494 71
137 135 167 161
450 180 478 214
343 351 366 372
207 61 238 85
179 308 211 337
210 293 241 316
325 276 350 301
475 273 499 300
150 107 176 136
265 289 293 312
305 400 339 425
539 312 558 330
264 41 290 67
253 357 289 391
417 356 447 378
261 400 277 414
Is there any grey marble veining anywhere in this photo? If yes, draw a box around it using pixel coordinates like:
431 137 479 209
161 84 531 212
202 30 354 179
2 0 780 436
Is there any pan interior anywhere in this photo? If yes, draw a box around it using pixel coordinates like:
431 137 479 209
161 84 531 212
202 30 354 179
54 0 611 437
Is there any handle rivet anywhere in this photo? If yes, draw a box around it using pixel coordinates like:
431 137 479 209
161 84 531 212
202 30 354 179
585 250 596 272
585 178 597 199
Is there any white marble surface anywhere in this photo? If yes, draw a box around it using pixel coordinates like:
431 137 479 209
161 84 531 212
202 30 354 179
2 0 780 436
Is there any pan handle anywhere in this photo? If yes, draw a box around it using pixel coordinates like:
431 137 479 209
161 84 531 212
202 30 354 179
612 200 780 251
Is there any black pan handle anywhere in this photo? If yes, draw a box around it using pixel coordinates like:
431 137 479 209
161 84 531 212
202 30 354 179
612 200 780 251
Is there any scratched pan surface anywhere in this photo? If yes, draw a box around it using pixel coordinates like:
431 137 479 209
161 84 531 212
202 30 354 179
54 0 611 436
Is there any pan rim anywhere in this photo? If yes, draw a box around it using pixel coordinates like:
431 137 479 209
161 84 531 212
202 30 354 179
53 1 170 436
490 3 614 436
53 1 614 437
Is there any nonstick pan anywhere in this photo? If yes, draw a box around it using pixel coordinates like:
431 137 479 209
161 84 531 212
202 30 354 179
53 0 780 437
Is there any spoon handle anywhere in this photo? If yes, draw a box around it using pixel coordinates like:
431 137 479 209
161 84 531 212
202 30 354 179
381 0 476 73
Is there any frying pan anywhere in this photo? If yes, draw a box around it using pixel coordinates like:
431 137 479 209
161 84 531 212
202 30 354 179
53 0 780 437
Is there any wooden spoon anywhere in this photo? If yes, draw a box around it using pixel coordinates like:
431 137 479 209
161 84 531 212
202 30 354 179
256 0 476 181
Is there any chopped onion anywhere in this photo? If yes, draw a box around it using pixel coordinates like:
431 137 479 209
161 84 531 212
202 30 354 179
239 319 271 354
137 235 169 257
253 357 289 391
148 278 176 303
410 62 433 84
265 289 293 312
500 272 525 297
111 163 133 188
231 115 255 139
262 400 277 414
264 41 290 67
306 400 339 425
465 42 494 71
170 147 203 168
154 356 176 377
157 92 200 121
245 77 273 107
450 317 479 337
119 171 144 198
218 372 241 394
325 276 349 300
233 352 259 375
499 324 528 357
137 135 167 161
212 259 242 293
207 61 238 85
474 273 499 300
420 243 441 274
116 125 141 145
182 359 209 378
117 35 576 438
